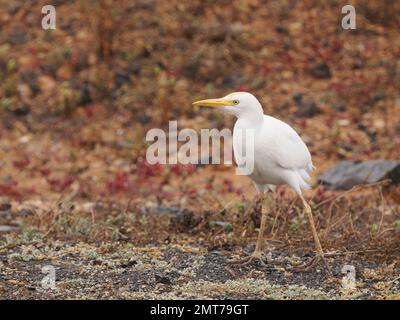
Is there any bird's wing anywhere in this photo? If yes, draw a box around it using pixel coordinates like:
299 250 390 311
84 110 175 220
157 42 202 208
258 116 313 172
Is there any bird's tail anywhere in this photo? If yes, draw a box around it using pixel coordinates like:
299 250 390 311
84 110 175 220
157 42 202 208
306 162 315 173
297 169 312 191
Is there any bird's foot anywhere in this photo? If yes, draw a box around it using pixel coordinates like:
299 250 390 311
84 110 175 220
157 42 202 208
228 250 269 268
293 252 331 274
292 255 319 272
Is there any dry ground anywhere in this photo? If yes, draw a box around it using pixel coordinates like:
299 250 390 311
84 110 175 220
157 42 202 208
0 185 399 299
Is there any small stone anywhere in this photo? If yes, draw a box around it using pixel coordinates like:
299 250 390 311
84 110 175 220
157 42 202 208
292 92 304 104
275 23 288 33
80 82 92 106
12 104 31 117
209 24 231 42
332 102 347 112
292 93 320 118
17 208 34 217
154 273 172 285
352 58 365 69
309 62 332 79
297 100 319 117
0 203 11 211
136 113 151 125
318 160 400 190
120 260 137 268
169 208 199 231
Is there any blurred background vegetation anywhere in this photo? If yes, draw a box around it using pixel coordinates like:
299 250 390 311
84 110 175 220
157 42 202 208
0 0 399 245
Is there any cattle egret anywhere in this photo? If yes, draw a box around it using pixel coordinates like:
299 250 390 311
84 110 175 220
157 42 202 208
192 92 324 268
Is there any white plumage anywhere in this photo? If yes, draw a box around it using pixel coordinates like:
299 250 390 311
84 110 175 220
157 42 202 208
245 114 314 193
193 92 324 267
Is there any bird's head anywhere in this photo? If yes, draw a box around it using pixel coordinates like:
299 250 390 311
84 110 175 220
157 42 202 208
192 92 263 120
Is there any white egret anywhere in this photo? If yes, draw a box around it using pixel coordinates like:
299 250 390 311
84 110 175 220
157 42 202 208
192 92 324 267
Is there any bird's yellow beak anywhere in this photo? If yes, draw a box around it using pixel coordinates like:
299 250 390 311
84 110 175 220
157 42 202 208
192 98 229 108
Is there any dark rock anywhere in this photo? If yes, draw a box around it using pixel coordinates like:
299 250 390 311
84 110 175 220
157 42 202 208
209 25 231 42
292 92 304 104
372 90 386 102
11 104 31 117
156 61 166 71
309 62 332 79
80 82 92 106
139 47 151 59
352 58 365 69
182 24 198 39
331 102 347 112
168 208 200 231
358 124 377 142
120 260 137 268
318 160 400 190
17 208 34 217
275 23 288 34
292 93 320 117
136 113 151 125
154 273 172 285
296 100 320 117
0 203 11 211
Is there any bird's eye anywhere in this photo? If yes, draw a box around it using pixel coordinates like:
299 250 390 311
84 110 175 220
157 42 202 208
232 100 240 105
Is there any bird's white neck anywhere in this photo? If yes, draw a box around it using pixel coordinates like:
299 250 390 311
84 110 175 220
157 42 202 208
240 111 264 125
234 115 264 133
224 102 264 126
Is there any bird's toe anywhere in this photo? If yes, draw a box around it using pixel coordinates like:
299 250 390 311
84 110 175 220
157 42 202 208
228 251 269 268
292 253 331 273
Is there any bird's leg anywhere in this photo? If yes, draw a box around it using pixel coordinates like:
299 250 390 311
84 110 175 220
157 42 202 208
228 192 269 267
252 192 268 257
294 194 330 272
300 194 323 255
